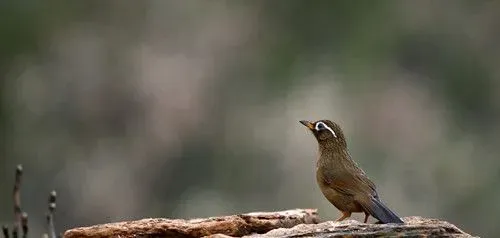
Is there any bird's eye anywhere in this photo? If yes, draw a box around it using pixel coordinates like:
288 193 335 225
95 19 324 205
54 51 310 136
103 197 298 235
315 122 325 130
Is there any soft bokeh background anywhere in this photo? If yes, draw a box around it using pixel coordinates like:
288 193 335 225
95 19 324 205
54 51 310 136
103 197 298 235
1 1 499 237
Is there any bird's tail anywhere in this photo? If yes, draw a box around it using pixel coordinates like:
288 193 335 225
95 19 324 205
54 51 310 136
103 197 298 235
367 197 404 224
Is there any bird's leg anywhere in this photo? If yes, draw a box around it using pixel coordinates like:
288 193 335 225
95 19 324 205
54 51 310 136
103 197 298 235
335 211 351 222
363 212 369 223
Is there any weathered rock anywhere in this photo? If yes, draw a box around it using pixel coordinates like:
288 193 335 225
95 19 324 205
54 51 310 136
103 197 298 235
63 209 477 238
245 216 476 237
63 209 319 238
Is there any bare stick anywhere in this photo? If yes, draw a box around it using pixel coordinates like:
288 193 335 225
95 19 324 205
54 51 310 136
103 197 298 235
12 165 23 238
46 190 57 238
2 225 9 238
20 213 27 238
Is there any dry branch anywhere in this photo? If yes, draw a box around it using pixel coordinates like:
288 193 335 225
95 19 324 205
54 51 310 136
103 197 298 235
20 213 27 238
2 226 8 238
46 190 57 238
12 165 23 238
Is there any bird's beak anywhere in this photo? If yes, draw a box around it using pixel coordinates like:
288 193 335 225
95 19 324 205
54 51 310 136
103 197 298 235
299 120 315 130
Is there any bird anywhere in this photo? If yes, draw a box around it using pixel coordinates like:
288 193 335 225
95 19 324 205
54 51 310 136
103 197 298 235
299 119 404 224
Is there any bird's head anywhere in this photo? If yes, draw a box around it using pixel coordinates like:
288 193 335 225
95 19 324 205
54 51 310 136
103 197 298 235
299 119 347 149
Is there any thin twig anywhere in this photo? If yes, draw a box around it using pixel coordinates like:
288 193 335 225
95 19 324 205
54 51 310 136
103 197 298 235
46 191 57 238
13 165 23 238
2 225 9 238
20 213 27 238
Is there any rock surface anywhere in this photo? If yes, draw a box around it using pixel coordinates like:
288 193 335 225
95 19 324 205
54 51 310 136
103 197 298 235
63 209 319 238
63 209 476 238
245 216 476 237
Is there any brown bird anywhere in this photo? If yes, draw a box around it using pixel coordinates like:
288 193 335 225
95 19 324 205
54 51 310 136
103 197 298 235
300 119 404 224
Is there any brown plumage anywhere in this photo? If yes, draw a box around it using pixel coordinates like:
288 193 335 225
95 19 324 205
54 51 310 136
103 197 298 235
300 119 404 224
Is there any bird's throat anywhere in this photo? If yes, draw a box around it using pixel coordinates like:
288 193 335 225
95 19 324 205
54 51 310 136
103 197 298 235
316 146 350 170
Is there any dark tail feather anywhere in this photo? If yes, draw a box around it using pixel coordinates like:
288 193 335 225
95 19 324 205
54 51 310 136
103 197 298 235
367 197 404 224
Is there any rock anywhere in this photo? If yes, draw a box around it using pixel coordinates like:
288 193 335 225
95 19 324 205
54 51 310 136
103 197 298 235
246 216 476 237
63 209 319 238
63 209 476 238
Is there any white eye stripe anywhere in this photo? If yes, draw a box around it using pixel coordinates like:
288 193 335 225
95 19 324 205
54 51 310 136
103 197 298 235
315 122 337 138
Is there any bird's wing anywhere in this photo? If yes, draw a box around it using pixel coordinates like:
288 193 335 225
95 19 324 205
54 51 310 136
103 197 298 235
321 167 378 198
319 151 378 198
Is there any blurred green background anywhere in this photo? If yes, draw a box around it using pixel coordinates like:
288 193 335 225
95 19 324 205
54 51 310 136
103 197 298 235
1 1 499 237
